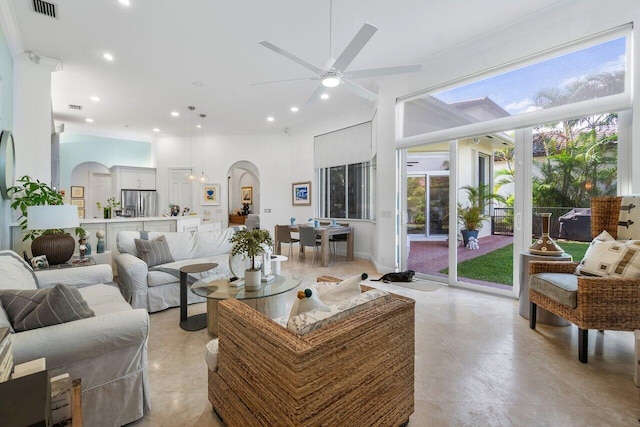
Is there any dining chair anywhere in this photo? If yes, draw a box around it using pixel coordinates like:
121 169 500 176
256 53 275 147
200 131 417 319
275 225 299 261
298 226 322 265
329 222 349 261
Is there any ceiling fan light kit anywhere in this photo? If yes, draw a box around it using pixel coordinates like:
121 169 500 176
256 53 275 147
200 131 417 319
255 0 422 104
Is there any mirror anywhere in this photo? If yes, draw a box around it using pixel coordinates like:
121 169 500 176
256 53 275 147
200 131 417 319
0 130 15 200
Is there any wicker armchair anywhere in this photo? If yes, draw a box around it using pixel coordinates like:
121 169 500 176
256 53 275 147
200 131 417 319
529 196 640 363
208 277 415 426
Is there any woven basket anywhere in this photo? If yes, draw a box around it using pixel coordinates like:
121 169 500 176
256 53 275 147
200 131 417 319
590 196 621 239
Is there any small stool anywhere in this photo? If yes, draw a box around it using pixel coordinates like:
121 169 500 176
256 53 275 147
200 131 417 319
270 255 287 275
180 263 217 331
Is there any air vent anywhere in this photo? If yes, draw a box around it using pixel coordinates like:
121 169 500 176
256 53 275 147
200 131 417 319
68 104 82 110
32 0 57 19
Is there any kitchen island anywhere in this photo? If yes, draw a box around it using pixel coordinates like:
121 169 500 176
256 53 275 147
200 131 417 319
10 216 204 269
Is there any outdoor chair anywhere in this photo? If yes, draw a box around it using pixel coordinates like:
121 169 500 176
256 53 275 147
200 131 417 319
529 196 640 363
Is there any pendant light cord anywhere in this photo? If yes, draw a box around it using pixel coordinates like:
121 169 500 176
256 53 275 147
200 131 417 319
329 0 333 58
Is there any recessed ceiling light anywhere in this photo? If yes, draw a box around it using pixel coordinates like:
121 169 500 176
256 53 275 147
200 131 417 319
290 106 299 112
320 93 329 100
103 53 114 61
85 118 94 123
267 116 275 122
118 0 131 6
197 124 201 128
153 128 160 132
171 111 179 117
90 96 100 102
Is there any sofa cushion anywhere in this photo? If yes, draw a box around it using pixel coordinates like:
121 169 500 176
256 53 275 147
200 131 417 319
287 289 390 335
575 232 640 278
192 229 236 258
135 236 174 267
313 274 362 305
0 284 95 332
0 250 38 291
618 195 640 240
529 273 578 308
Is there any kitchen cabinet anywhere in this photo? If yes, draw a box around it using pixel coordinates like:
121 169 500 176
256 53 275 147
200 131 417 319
111 166 156 195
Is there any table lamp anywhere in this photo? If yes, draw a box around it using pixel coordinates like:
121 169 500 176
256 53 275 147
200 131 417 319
27 205 79 265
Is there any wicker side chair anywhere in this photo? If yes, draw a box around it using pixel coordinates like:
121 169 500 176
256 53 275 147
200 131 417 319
208 277 416 426
529 196 640 363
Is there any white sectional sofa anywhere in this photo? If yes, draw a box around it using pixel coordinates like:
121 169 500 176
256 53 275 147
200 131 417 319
0 250 149 427
115 228 240 313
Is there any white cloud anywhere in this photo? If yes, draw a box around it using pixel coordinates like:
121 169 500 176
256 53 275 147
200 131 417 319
505 98 535 114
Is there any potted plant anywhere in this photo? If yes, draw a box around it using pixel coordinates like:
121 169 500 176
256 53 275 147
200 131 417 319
8 175 86 264
457 184 503 247
97 197 121 219
229 228 273 291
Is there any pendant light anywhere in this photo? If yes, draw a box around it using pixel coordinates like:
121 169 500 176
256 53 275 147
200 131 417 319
198 113 208 183
183 106 196 182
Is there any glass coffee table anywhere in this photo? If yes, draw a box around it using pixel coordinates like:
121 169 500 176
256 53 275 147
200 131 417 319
190 274 302 336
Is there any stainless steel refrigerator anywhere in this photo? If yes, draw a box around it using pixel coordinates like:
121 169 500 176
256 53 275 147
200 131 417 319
121 190 158 217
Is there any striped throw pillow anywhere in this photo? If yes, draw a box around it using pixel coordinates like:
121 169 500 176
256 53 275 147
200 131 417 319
0 284 95 332
134 235 174 267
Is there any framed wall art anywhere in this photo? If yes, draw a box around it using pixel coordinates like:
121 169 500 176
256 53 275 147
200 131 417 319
78 208 85 219
70 198 85 208
292 181 311 206
241 186 253 205
201 183 221 205
70 186 84 198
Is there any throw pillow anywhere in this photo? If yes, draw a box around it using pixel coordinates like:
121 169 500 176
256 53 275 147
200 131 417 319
313 274 362 305
134 235 174 267
289 288 329 318
0 284 95 332
575 231 640 278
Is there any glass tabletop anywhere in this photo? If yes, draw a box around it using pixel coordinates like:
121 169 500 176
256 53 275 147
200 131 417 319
190 274 302 301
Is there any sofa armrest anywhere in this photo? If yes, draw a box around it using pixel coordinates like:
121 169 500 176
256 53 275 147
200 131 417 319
114 253 149 305
575 276 640 323
529 261 579 275
11 308 149 367
35 264 113 288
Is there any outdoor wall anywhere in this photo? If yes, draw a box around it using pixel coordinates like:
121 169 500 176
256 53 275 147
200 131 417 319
0 22 12 250
60 133 153 191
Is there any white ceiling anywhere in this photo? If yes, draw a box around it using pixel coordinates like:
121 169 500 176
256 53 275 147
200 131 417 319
8 0 563 141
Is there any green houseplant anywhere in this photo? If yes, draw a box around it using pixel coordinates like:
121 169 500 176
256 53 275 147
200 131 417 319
457 184 503 246
96 197 121 219
229 228 273 290
8 175 85 264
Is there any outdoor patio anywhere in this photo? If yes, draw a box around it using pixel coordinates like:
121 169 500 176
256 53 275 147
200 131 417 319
408 235 513 289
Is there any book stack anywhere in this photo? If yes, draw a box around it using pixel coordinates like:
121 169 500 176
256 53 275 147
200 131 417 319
0 327 12 382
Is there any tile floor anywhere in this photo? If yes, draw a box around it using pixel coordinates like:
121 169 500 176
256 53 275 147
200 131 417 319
129 256 640 426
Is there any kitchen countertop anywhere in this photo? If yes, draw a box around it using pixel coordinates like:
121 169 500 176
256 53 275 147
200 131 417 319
79 216 201 224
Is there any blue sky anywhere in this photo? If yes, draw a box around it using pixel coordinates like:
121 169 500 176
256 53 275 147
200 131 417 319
434 37 626 115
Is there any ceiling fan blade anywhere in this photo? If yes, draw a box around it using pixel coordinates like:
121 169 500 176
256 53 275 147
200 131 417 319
250 76 318 86
305 85 325 106
346 64 422 79
342 80 378 102
258 41 325 75
331 23 378 73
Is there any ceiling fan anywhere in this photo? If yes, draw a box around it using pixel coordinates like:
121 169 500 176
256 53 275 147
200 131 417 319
254 0 422 105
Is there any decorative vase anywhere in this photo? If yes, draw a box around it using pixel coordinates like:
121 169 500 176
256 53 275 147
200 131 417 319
461 230 479 247
103 207 112 219
529 213 564 255
244 269 262 291
96 230 105 253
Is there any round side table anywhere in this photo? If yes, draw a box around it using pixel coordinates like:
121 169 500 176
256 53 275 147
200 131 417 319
270 255 287 275
519 251 571 326
180 263 217 331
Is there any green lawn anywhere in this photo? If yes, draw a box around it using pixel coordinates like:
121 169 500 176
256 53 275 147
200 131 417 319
440 241 589 286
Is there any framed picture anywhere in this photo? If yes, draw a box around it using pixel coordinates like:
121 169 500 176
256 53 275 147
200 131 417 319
241 187 253 205
201 183 221 205
70 199 85 208
78 208 85 219
292 181 311 206
70 186 84 198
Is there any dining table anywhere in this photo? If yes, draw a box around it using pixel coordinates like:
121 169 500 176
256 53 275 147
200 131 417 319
274 224 354 267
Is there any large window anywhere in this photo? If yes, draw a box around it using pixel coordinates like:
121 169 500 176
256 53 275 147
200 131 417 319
317 157 375 220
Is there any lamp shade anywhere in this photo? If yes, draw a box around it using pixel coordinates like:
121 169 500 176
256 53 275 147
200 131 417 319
27 205 79 230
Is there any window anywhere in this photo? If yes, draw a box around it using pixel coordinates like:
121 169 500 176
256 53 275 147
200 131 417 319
478 153 491 214
317 157 375 220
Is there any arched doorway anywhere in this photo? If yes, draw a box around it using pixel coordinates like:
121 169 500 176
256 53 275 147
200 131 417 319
70 162 112 219
227 161 260 223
